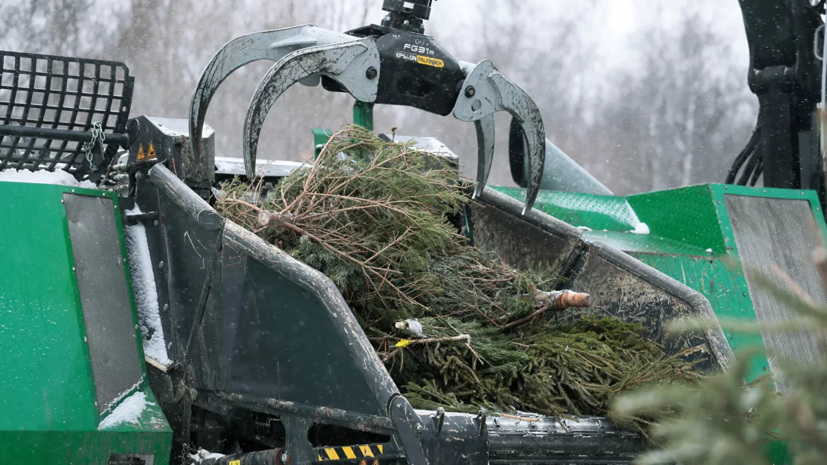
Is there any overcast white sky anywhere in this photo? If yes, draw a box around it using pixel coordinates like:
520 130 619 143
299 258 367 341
372 0 751 71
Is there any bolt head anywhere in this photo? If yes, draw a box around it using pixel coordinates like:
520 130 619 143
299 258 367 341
465 86 476 98
366 67 378 80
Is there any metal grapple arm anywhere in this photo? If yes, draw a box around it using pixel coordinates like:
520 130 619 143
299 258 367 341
188 3 547 214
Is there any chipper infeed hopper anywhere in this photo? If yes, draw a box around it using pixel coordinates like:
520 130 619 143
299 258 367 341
122 116 731 465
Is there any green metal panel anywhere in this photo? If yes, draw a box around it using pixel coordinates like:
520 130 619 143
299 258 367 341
0 183 99 430
494 186 640 231
0 182 171 464
313 128 334 158
628 185 728 254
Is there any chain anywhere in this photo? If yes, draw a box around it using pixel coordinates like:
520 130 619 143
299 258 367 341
83 121 106 167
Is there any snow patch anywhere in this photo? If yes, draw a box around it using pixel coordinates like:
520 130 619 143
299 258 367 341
190 449 226 463
125 205 172 366
632 223 650 235
0 168 96 188
98 391 150 430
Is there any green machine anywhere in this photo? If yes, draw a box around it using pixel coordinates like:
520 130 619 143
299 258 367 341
1 0 826 462
0 183 172 464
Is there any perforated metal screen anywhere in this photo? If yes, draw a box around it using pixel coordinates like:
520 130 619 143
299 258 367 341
64 193 143 412
0 51 133 174
725 195 827 394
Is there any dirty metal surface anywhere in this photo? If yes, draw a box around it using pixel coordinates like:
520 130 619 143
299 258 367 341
471 188 582 274
64 192 144 412
564 242 731 371
189 26 357 164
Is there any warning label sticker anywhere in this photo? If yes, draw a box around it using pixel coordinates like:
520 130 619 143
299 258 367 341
416 56 444 68
136 143 158 162
395 51 417 62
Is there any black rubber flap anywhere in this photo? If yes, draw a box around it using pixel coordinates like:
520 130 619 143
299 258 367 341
64 193 143 412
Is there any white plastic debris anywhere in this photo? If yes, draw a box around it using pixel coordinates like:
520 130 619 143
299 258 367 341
396 319 425 338
190 449 226 463
632 223 650 235
125 205 172 366
0 168 96 188
98 391 150 430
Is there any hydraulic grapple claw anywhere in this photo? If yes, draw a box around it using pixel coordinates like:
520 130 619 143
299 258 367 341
243 41 380 178
454 60 546 214
189 6 547 214
189 26 357 164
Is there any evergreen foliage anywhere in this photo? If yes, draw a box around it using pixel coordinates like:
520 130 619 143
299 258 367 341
217 126 697 417
612 257 827 464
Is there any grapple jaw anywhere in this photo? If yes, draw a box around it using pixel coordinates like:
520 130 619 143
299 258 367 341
453 60 546 214
188 25 357 163
189 14 546 214
243 40 381 178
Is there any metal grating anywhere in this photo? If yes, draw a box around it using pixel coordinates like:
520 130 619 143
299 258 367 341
725 195 827 394
0 50 133 176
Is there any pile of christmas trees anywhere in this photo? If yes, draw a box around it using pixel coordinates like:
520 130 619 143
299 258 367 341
216 126 697 417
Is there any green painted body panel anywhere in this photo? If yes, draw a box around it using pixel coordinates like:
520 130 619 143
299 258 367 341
0 182 171 464
313 128 334 158
494 186 641 231
627 185 728 254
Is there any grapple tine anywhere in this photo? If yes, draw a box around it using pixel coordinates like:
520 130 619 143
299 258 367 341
491 71 546 214
189 26 355 164
453 60 546 214
243 41 380 179
473 115 495 199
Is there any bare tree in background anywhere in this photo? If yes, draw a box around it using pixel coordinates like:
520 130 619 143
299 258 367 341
589 8 756 194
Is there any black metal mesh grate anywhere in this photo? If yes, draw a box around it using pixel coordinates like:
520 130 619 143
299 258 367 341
0 51 134 175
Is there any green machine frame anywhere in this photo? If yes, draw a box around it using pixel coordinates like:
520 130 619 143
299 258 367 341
0 182 171 464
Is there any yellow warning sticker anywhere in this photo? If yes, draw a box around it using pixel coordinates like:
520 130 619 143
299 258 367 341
148 142 157 159
417 55 444 68
229 461 240 465
137 144 145 161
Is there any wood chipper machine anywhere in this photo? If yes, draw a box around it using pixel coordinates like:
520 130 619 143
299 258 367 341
0 0 825 464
